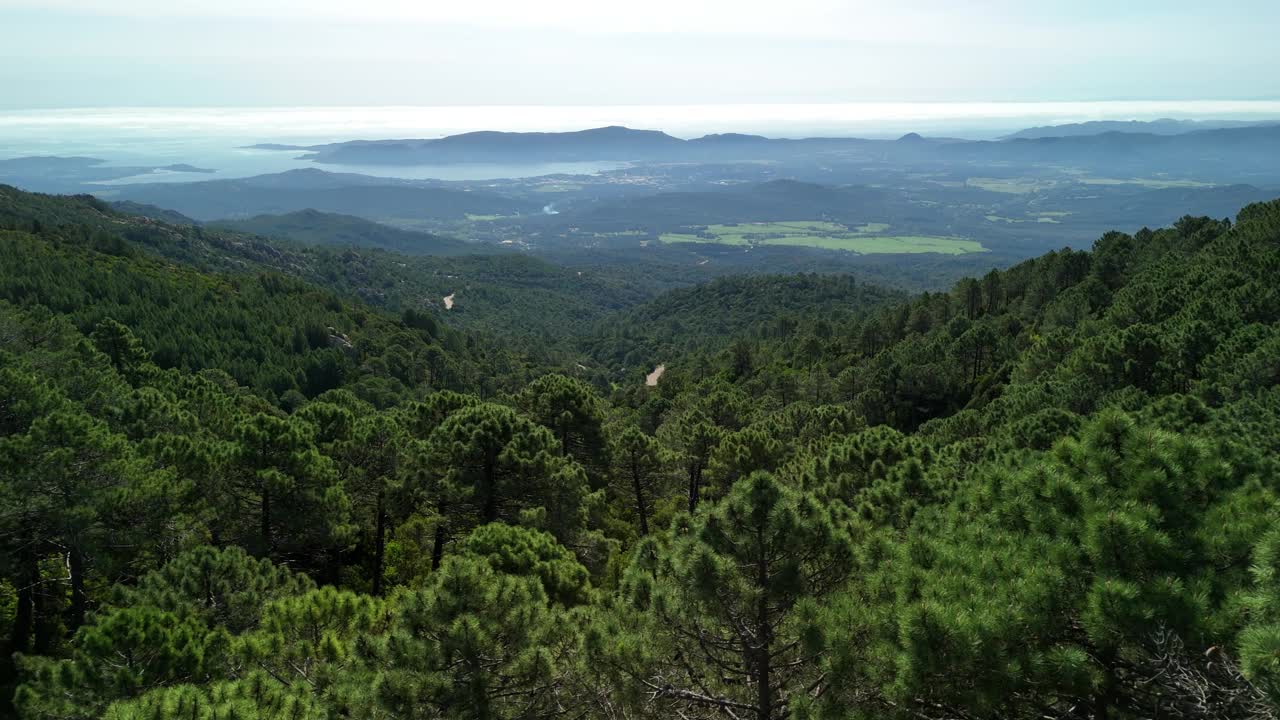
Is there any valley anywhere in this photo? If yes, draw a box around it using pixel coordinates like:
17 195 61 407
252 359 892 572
4 176 1280 719
4 110 1280 720
8 0 1280 714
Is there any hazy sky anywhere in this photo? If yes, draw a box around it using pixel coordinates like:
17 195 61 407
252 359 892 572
2 0 1278 109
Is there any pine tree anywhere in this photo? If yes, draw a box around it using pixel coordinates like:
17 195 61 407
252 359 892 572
89 318 152 384
337 410 407 595
0 408 142 638
706 425 786 503
1237 528 1280 705
423 403 589 567
370 526 587 720
658 408 720 513
518 374 611 488
237 586 392 714
607 473 853 720
101 673 328 720
13 547 313 720
230 412 353 567
609 426 668 537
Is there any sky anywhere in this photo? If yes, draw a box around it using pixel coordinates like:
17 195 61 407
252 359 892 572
1 0 1279 109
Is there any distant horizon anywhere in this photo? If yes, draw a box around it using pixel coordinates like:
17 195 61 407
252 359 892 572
7 1 1280 108
7 97 1280 110
6 101 1280 188
5 101 1280 146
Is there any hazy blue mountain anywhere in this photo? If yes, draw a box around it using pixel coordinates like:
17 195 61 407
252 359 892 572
100 170 539 222
210 209 480 255
1002 118 1270 139
297 126 686 164
230 168 423 189
687 132 771 144
262 126 895 166
246 123 1280 185
943 125 1280 183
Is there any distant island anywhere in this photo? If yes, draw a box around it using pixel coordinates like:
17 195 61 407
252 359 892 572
159 163 216 173
0 156 216 192
244 143 312 151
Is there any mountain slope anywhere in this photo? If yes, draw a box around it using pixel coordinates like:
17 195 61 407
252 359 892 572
210 210 478 255
580 273 906 372
0 221 502 401
0 184 670 351
4 183 1280 720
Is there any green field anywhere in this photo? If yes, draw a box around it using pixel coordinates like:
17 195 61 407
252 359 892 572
658 220 983 255
988 211 1071 225
533 183 585 193
1080 177 1214 189
659 233 712 244
967 177 1060 194
706 221 847 234
767 235 984 254
970 175 1213 194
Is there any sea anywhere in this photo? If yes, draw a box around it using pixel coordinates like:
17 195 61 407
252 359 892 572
3 101 1280 184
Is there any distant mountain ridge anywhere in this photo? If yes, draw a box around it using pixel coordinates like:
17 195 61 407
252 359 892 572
1001 118 1274 140
244 123 1280 185
261 126 685 165
937 124 1280 183
100 169 539 222
254 126 891 165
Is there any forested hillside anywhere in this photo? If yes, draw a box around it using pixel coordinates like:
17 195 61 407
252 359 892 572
3 186 1280 720
0 185 674 350
1 185 955 353
210 210 479 256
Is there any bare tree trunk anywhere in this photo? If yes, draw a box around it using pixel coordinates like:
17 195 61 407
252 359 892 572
32 559 53 655
754 528 773 720
431 504 448 572
260 486 272 556
687 463 701 513
481 453 498 523
9 540 35 654
68 545 86 632
1094 648 1117 720
632 457 650 536
372 489 387 595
